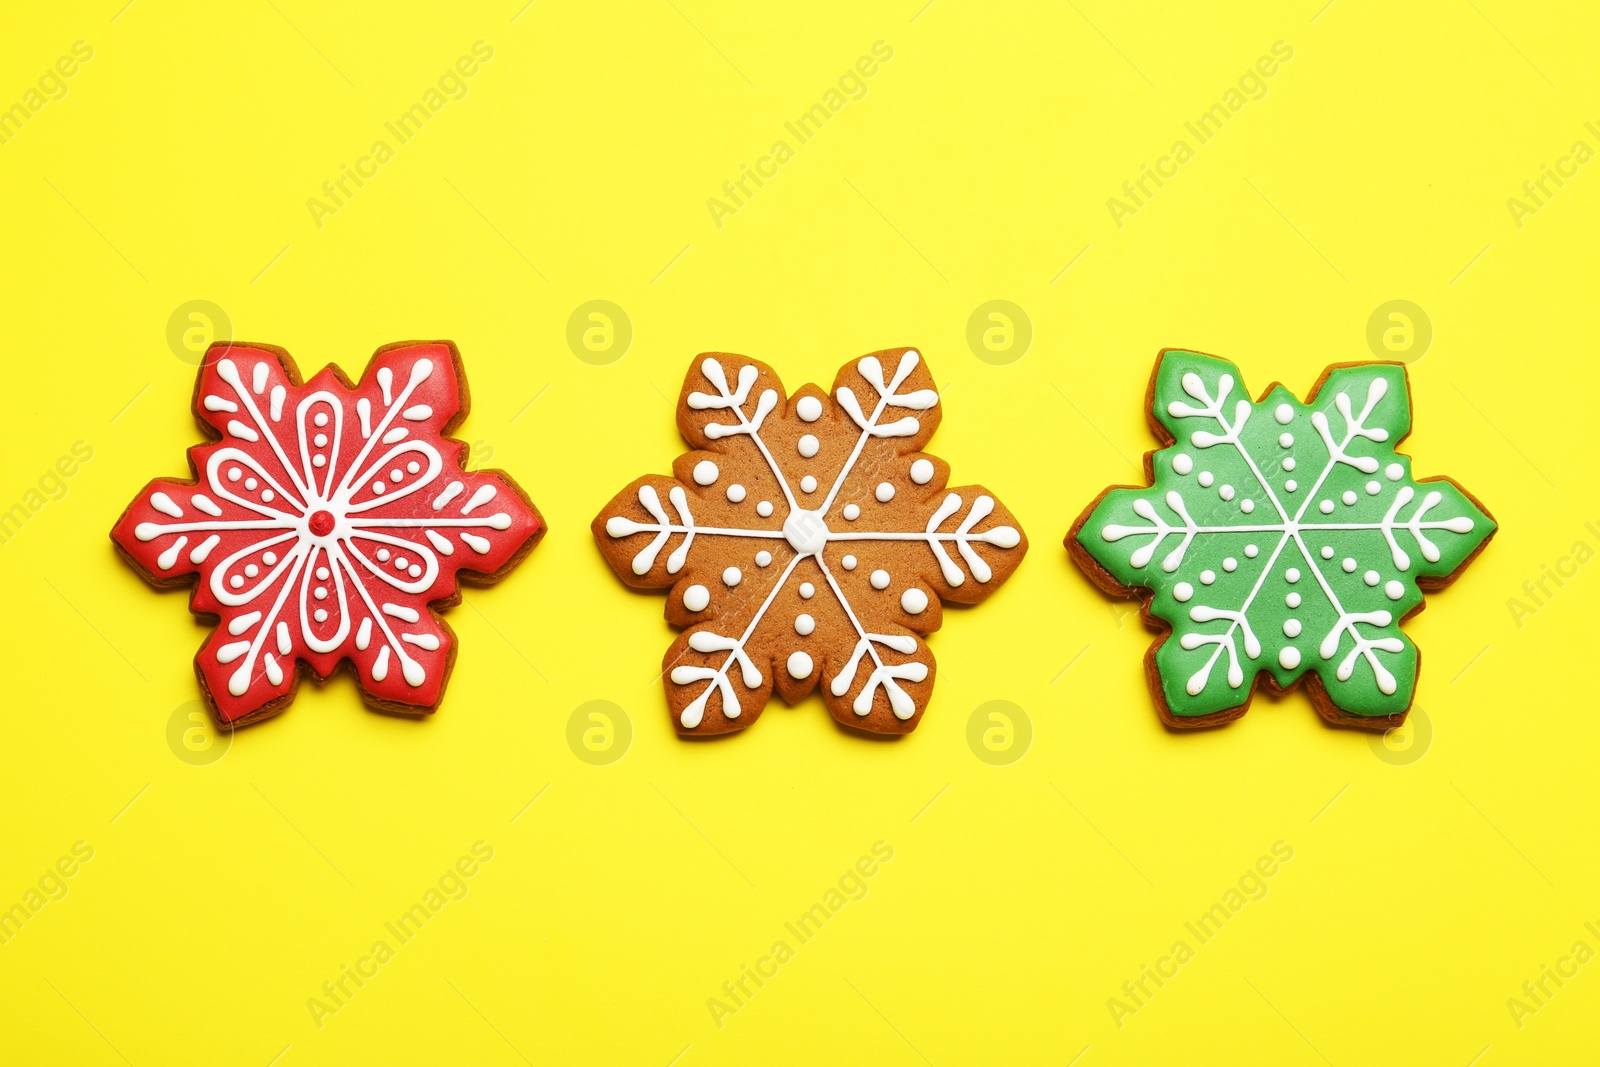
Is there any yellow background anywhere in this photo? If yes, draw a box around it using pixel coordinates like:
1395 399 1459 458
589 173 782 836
2 1 1596 1063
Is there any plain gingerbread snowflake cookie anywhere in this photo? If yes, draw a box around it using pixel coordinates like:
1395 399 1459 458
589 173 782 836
593 348 1028 737
112 341 544 727
1069 350 1495 729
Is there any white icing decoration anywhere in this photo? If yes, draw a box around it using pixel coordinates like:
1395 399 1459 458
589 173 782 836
875 482 895 503
901 588 928 614
1198 471 1214 488
723 567 742 587
1364 570 1380 586
599 351 1017 727
684 584 710 612
795 613 815 636
1173 454 1193 475
727 483 746 503
1174 582 1194 602
1279 647 1301 669
787 650 814 678
693 460 719 486
1385 580 1405 600
1274 403 1293 424
1283 619 1302 638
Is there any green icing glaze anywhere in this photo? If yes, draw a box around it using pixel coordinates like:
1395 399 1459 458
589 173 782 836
1075 351 1495 722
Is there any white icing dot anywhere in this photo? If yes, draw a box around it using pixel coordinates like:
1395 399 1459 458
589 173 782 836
1278 432 1293 448
1321 546 1335 559
755 551 772 567
1385 463 1404 481
314 586 327 600
1245 544 1258 558
1385 580 1405 600
843 504 860 521
261 490 275 502
799 582 815 599
263 552 277 565
1286 592 1301 608
390 469 403 483
870 569 891 590
395 556 409 569
1366 480 1381 495
315 566 329 580
1285 480 1298 492
800 475 818 493
787 650 814 678
245 478 258 491
371 481 383 493
1319 499 1335 514
797 434 820 458
1275 403 1293 424
1364 570 1380 587
901 588 929 614
408 565 421 578
693 460 719 486
796 396 823 422
1342 491 1358 506
230 575 244 589
1282 457 1296 471
313 455 327 468
727 483 746 503
1279 647 1302 669
407 461 420 474
683 585 710 611
1283 619 1302 638
1240 499 1255 513
314 609 328 623
314 434 328 447
1342 557 1357 573
1286 568 1301 583
722 567 742 587
244 564 259 578
910 459 934 484
1219 485 1235 501
314 412 329 427
1198 471 1215 488
1173 582 1194 602
1200 570 1217 585
1172 453 1194 475
377 549 391 561
795 613 815 636
842 555 857 570
1223 557 1238 572
757 501 774 517
228 467 242 482
875 482 895 502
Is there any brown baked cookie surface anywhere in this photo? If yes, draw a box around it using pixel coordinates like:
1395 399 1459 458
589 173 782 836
592 349 1027 737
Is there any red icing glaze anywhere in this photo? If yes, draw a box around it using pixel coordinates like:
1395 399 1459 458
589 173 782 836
111 341 543 726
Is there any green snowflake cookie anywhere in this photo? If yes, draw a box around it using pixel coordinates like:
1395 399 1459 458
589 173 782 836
1070 350 1496 728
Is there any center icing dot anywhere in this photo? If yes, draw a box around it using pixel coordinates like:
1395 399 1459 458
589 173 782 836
782 509 829 555
308 510 336 536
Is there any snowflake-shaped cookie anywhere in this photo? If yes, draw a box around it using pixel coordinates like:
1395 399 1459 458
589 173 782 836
593 349 1027 736
1070 350 1495 729
112 341 544 727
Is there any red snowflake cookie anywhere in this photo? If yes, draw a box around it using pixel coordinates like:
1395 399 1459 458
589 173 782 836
112 341 544 727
